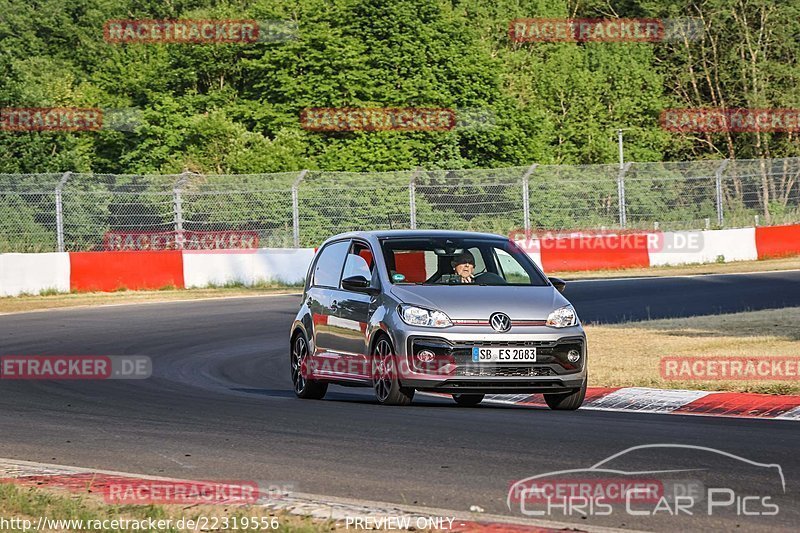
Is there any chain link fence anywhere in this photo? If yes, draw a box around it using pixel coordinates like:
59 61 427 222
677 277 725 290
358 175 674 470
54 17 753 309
1 158 799 252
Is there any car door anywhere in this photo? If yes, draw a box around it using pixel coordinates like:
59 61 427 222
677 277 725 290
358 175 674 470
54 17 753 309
306 239 351 375
328 240 377 380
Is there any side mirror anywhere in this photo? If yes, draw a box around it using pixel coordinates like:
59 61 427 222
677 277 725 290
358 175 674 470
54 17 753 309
341 275 379 294
549 277 566 293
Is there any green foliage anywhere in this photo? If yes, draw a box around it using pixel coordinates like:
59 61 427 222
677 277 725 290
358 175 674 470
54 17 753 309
0 193 56 252
0 0 674 174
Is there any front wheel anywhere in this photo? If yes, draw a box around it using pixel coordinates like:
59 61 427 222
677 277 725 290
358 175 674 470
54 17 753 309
452 394 484 407
371 337 414 405
290 333 327 399
544 379 586 410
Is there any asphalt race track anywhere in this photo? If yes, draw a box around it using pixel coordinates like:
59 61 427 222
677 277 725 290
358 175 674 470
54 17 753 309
1 270 799 531
566 269 800 323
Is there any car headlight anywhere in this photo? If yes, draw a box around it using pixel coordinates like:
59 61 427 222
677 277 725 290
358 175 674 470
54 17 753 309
398 305 453 328
546 305 577 328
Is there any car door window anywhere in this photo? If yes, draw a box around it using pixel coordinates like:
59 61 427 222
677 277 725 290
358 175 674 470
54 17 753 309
312 240 350 288
342 241 374 284
495 248 532 284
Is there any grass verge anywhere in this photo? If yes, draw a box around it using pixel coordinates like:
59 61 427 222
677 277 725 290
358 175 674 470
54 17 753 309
585 307 800 394
0 481 332 532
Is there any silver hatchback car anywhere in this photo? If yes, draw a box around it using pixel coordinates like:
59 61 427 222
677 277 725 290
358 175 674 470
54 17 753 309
290 230 587 409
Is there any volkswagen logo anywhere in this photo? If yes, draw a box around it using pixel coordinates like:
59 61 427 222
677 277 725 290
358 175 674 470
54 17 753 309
489 312 511 332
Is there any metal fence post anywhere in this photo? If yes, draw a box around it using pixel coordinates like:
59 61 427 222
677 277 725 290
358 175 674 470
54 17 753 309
55 171 71 253
521 163 538 234
173 171 191 249
292 170 308 247
714 159 730 227
617 162 631 228
409 168 421 229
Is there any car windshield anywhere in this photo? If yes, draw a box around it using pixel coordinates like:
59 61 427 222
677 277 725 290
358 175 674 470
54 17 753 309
380 237 548 286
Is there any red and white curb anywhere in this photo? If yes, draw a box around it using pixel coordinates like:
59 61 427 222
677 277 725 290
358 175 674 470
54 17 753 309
472 387 800 420
0 458 633 533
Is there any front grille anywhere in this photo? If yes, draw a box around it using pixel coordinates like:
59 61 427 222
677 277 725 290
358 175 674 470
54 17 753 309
457 365 556 377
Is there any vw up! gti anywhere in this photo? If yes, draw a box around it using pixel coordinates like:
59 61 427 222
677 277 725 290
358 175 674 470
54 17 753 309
289 230 587 409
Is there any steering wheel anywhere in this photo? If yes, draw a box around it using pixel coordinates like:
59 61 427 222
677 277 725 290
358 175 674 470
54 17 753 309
424 271 443 284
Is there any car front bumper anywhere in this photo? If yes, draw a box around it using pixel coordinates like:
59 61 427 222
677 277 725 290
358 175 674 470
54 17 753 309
389 324 587 394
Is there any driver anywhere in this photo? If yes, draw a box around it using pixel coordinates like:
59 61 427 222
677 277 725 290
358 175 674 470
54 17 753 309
451 251 476 283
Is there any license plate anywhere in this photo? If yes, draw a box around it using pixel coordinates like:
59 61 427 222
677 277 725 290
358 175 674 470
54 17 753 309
471 347 537 363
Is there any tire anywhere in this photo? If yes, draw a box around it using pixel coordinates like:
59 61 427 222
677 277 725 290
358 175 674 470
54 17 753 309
452 394 484 407
371 336 414 405
290 332 328 400
544 379 587 411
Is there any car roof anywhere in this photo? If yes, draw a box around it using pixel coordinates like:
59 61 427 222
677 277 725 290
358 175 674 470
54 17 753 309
323 229 510 243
